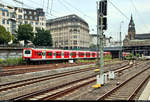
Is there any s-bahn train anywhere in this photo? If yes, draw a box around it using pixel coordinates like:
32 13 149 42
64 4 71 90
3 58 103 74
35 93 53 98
22 48 111 62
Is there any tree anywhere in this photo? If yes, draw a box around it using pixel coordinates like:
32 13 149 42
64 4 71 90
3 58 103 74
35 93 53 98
33 28 53 46
16 24 34 46
89 44 97 49
0 25 12 44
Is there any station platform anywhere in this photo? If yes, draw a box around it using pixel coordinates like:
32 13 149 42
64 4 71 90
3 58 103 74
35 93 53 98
139 80 150 100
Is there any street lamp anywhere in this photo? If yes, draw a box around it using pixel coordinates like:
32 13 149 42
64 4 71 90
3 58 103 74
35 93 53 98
120 21 124 60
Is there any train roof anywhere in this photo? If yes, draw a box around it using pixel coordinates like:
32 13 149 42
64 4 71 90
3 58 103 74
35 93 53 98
23 48 96 52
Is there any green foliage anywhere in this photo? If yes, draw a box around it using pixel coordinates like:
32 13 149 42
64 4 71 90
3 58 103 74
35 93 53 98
33 28 53 46
89 44 97 49
76 59 95 63
0 57 24 66
136 53 140 58
125 53 134 60
0 25 12 44
0 59 4 64
16 24 34 45
104 54 112 60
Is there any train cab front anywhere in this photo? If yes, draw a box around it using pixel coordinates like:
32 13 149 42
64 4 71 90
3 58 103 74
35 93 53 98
23 48 32 63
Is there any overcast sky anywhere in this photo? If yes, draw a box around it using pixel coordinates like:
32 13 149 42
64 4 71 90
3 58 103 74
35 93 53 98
1 0 150 41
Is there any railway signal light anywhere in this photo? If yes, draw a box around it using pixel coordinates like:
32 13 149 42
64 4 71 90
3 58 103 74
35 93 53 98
99 0 107 16
99 17 107 30
98 0 107 30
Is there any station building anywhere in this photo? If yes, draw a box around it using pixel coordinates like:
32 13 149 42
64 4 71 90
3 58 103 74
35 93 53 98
123 15 150 56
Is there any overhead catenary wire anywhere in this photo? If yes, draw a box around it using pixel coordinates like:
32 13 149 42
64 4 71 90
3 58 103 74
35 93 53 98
46 0 49 14
57 0 72 12
107 0 129 20
50 0 53 15
130 0 149 30
42 0 44 9
61 0 96 22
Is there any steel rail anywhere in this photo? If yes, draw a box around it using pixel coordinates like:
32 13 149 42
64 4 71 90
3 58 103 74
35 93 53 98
96 65 150 100
10 62 133 100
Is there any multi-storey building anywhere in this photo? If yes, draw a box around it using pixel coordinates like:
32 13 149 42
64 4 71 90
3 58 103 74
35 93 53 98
0 3 14 33
46 14 90 50
14 7 46 32
0 3 46 35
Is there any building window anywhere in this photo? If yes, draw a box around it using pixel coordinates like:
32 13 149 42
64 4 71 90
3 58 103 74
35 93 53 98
73 29 78 34
2 19 5 24
35 17 38 20
73 40 77 45
7 12 9 17
2 11 5 16
18 9 22 12
30 21 33 25
73 35 77 39
19 21 22 25
25 21 28 24
7 20 9 24
18 15 22 19
36 22 38 25
29 11 32 14
34 12 36 15
24 11 27 14
25 15 28 19
30 16 33 19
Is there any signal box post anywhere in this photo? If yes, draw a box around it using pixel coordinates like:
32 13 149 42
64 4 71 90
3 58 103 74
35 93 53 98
92 0 107 88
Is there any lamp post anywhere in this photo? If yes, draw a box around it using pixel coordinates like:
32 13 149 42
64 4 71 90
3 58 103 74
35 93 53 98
120 21 124 60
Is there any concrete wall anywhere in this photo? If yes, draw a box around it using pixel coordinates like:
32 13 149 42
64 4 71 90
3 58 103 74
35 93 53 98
0 47 22 59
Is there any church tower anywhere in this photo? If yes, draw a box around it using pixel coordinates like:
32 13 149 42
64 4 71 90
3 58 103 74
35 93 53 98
128 15 136 40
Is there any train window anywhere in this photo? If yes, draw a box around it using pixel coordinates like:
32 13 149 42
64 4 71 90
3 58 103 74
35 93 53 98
72 52 76 56
86 53 90 56
64 52 69 56
79 52 84 56
25 50 30 54
38 52 41 56
79 52 81 56
56 52 61 56
35 52 38 56
47 52 52 56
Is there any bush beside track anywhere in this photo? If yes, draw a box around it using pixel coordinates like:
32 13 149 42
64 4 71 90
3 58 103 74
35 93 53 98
0 57 25 66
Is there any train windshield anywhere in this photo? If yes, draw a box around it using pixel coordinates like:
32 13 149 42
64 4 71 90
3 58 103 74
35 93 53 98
25 50 31 54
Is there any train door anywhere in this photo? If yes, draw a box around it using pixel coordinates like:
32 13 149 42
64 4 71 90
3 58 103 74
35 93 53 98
42 51 46 59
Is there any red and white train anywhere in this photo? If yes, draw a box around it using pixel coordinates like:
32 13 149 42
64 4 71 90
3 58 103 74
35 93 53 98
22 48 111 62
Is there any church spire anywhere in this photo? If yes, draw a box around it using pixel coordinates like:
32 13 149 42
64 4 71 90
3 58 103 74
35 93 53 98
129 14 135 26
128 14 136 40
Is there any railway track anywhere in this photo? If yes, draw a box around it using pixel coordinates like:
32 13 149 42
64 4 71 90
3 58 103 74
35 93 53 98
0 61 128 92
0 59 119 77
8 61 134 100
97 63 150 100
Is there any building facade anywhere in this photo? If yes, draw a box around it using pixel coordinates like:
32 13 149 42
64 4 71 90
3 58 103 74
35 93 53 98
0 3 46 35
89 34 113 47
123 15 150 56
46 14 90 50
0 4 14 33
